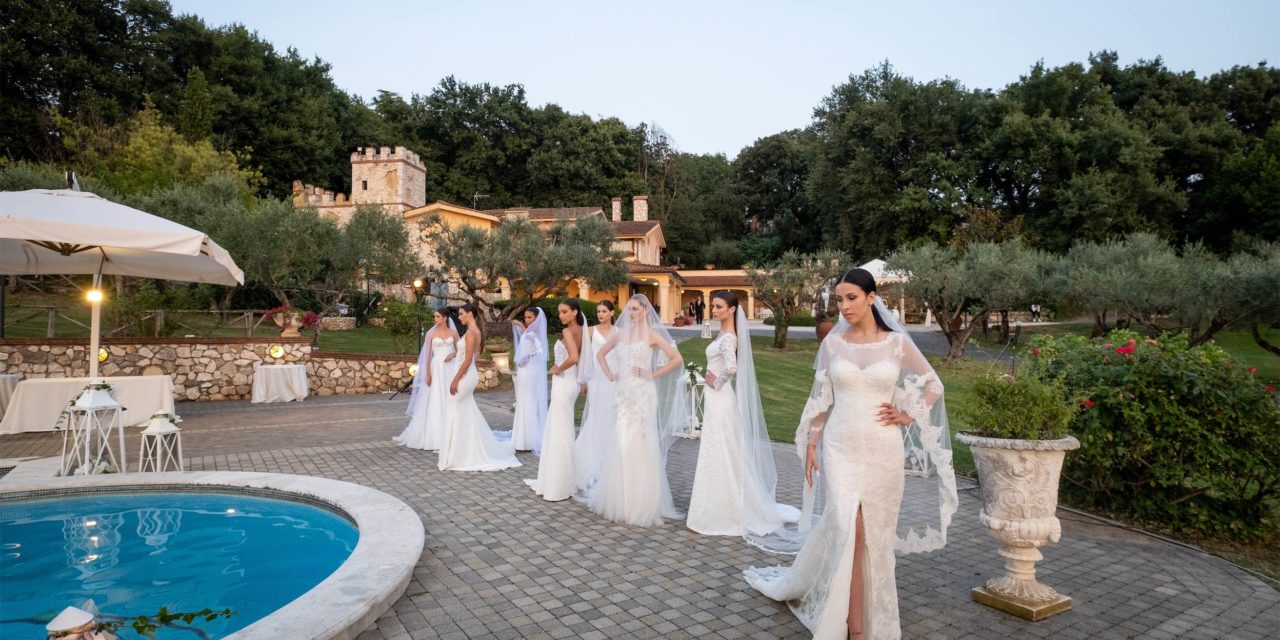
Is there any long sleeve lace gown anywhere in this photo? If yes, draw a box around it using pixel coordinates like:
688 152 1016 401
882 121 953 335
525 340 579 501
393 334 455 450
686 331 743 534
437 332 521 472
745 331 953 640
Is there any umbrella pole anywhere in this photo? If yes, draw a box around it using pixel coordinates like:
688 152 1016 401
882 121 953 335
88 274 102 381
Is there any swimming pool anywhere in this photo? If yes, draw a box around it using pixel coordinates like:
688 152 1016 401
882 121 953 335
1 490 359 638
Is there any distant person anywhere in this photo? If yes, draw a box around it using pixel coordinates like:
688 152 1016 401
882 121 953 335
1031 303 1041 322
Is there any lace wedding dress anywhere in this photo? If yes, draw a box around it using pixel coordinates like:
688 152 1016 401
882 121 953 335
525 340 579 501
437 333 521 472
686 332 744 534
393 334 454 451
586 341 679 526
745 331 953 640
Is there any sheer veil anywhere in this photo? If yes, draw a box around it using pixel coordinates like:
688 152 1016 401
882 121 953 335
733 305 803 538
513 307 549 455
750 297 958 555
406 317 459 417
574 310 592 384
608 293 688 518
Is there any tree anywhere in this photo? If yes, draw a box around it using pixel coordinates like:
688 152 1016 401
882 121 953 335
424 215 627 324
316 205 422 313
177 67 214 142
890 241 1044 358
735 129 820 253
747 250 846 349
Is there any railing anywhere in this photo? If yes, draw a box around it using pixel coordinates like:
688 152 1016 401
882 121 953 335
2 307 280 339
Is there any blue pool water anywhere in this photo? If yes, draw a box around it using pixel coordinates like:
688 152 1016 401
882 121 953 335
0 491 358 639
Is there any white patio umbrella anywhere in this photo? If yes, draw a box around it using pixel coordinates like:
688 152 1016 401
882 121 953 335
0 189 244 379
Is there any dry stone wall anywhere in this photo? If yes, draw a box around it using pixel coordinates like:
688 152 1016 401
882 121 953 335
0 338 499 402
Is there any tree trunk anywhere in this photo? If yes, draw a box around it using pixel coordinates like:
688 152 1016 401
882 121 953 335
773 311 789 349
1091 310 1109 337
999 310 1011 344
1251 323 1280 357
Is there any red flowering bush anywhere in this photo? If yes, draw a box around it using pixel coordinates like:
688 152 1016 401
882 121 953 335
1025 330 1280 539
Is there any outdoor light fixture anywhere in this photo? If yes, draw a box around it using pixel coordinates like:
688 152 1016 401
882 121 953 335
85 289 103 303
412 277 424 289
408 364 419 377
97 347 108 363
268 344 285 359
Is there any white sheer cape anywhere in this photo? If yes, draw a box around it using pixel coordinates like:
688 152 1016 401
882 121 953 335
512 307 549 455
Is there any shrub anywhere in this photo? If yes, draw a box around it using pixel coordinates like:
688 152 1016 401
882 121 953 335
1025 330 1280 539
966 373 1076 440
534 297 598 334
377 299 420 354
764 311 816 327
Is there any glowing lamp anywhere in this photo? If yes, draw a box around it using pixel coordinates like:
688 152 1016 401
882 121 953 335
408 364 419 377
268 344 285 359
85 289 103 303
97 347 108 363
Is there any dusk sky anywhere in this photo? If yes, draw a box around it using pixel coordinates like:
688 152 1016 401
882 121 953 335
168 0 1280 157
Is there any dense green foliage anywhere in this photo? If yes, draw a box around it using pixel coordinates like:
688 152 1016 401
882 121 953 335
4 2 1276 263
376 298 421 354
1026 331 1280 539
964 374 1076 440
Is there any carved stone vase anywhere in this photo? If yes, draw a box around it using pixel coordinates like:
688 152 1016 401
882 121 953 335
956 433 1080 621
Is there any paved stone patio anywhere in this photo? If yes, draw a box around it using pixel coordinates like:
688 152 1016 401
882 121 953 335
2 392 1277 639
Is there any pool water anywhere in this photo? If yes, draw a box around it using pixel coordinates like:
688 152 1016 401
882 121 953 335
0 491 358 639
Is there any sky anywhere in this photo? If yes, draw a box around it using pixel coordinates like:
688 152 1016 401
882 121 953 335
168 0 1280 157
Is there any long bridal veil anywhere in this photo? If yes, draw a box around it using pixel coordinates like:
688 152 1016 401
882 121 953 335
606 293 688 519
405 317 458 418
512 307 549 454
733 306 802 537
748 297 958 555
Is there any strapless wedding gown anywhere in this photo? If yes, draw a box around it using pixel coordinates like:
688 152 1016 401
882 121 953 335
525 340 578 501
394 336 453 451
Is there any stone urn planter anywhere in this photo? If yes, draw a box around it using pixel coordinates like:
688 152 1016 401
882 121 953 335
815 318 836 342
957 432 1080 621
275 311 304 338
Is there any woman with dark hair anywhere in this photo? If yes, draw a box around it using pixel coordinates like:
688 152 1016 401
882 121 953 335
394 308 459 451
510 307 549 453
574 299 617 492
745 268 958 640
437 304 521 472
688 291 799 537
525 298 590 501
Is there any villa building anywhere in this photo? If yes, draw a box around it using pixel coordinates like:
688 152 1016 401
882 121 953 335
292 145 758 324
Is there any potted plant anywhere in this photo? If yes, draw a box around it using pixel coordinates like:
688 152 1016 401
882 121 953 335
266 305 317 338
813 279 837 342
956 372 1080 621
484 337 513 372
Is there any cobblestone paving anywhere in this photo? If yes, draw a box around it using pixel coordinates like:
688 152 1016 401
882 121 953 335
2 393 1277 639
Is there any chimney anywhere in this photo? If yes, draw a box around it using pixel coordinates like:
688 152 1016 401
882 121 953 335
633 195 648 222
611 197 622 222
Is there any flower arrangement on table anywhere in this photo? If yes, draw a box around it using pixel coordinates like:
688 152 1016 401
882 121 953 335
684 361 704 387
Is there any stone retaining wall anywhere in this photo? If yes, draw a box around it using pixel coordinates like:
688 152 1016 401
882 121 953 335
0 338 499 401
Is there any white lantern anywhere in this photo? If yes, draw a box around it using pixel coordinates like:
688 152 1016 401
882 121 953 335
137 412 183 473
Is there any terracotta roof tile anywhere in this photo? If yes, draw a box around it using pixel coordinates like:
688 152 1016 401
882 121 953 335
612 220 660 236
680 275 752 287
483 207 602 220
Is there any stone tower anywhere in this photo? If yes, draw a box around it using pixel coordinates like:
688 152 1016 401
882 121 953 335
350 145 427 215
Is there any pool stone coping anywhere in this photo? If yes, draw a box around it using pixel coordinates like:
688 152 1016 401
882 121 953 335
0 471 424 640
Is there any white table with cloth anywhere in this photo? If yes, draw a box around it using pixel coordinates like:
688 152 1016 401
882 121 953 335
252 364 308 403
0 375 176 434
0 374 20 423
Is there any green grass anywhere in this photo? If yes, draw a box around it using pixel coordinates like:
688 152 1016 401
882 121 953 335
314 327 399 354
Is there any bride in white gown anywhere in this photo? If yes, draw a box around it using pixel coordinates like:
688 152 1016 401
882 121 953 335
437 304 521 472
687 291 799 536
584 294 687 527
745 269 958 640
525 299 590 501
394 309 459 450
574 300 617 492
509 307 548 453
